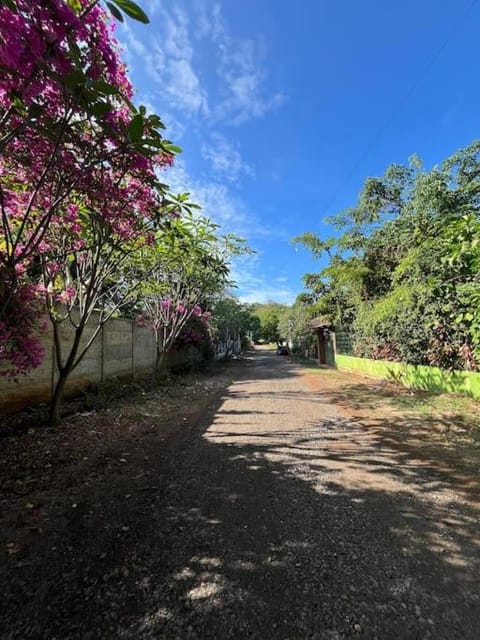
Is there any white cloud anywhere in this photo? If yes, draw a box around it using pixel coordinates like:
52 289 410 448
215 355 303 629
121 7 209 117
120 21 148 58
164 5 197 58
197 3 286 124
143 0 161 18
161 112 187 140
120 1 284 125
239 288 294 304
231 255 296 304
163 57 208 114
165 159 284 242
166 159 250 232
165 161 297 303
201 133 253 182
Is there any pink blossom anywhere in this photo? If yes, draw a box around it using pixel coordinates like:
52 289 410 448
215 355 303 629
0 0 181 378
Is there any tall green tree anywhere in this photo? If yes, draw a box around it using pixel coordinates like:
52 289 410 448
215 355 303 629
277 301 314 355
295 141 480 370
252 302 288 342
211 296 257 358
136 214 248 374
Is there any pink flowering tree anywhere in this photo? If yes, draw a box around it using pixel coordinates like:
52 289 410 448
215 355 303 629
136 214 249 376
41 186 189 426
139 299 208 374
0 0 186 422
0 0 176 378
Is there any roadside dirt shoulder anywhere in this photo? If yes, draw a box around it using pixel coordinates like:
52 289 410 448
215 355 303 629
302 366 480 498
0 365 234 639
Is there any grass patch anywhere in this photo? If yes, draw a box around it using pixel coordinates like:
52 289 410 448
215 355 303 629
299 361 480 453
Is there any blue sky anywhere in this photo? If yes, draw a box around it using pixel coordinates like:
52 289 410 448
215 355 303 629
118 0 480 304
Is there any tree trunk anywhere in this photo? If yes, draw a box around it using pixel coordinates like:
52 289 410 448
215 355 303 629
49 321 83 426
154 347 168 381
49 368 70 427
224 333 233 361
155 348 165 371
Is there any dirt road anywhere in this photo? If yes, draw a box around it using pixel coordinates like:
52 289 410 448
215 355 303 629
2 350 480 638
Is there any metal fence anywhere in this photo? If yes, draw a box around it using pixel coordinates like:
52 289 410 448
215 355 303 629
335 329 354 355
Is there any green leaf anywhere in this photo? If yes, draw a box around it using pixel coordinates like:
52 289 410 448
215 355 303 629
105 1 124 21
163 142 182 154
64 70 86 89
128 114 144 142
91 101 112 117
143 137 164 149
111 0 149 23
12 96 27 116
148 114 166 129
0 0 17 11
67 0 82 11
92 80 119 95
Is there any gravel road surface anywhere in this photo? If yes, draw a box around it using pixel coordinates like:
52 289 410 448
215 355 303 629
124 350 480 639
2 349 479 639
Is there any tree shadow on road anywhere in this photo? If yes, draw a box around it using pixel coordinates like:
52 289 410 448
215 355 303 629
2 355 480 639
120 395 480 639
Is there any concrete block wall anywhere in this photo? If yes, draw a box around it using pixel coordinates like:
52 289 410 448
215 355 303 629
132 325 156 377
102 317 134 380
1 323 56 410
0 312 159 412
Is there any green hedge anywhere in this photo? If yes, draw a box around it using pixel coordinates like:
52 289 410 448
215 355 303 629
335 355 480 401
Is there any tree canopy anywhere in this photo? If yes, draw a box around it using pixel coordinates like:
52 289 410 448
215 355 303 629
295 141 480 371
